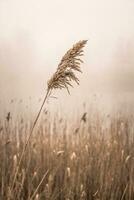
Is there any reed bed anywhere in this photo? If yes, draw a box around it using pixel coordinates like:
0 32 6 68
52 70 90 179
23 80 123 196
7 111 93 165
0 110 134 200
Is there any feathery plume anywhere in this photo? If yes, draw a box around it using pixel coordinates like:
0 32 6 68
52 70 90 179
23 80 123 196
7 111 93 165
47 40 87 93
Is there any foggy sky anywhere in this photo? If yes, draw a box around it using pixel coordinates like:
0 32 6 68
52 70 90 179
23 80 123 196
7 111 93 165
0 0 134 112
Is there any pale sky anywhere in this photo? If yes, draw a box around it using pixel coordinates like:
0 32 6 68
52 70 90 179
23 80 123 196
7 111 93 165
0 0 134 113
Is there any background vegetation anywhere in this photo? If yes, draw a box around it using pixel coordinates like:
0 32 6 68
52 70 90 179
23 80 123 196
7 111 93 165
0 109 133 200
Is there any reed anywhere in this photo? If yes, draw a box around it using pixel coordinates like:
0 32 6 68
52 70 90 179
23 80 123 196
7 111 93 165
11 40 87 192
0 110 133 199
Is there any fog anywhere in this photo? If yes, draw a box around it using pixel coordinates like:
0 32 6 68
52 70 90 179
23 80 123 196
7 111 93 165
0 0 134 114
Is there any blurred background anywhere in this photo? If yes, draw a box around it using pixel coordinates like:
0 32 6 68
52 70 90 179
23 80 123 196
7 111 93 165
0 0 134 115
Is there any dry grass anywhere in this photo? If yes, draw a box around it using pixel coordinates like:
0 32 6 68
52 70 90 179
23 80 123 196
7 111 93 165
47 40 87 93
0 110 134 200
10 40 87 190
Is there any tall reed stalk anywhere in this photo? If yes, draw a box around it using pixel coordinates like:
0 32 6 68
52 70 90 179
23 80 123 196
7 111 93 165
11 40 87 193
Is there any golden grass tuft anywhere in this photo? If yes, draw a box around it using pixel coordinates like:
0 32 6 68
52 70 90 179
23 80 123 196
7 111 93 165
47 40 87 93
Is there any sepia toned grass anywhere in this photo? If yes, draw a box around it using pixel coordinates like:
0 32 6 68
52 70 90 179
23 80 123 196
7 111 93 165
47 40 87 93
11 40 87 191
0 110 134 199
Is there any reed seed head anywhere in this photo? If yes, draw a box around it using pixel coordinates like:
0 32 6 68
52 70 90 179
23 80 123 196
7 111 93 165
47 40 87 93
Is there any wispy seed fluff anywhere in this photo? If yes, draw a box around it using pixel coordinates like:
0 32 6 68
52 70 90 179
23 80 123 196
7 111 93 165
47 40 87 94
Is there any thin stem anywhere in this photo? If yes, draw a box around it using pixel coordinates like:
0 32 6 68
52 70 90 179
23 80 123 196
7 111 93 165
11 89 50 192
30 89 50 134
29 169 49 200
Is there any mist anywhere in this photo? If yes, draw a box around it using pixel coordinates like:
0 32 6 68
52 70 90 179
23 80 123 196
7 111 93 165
0 0 134 114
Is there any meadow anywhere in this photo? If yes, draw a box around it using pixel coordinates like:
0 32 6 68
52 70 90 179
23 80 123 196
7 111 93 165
0 108 134 200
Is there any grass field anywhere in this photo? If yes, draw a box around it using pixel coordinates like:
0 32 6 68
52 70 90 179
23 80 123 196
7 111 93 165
0 109 134 200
